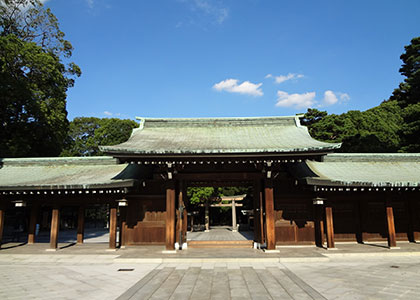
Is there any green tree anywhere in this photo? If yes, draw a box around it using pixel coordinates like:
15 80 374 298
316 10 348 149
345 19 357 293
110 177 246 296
0 0 81 157
61 117 139 156
390 37 420 107
304 101 403 152
389 37 420 151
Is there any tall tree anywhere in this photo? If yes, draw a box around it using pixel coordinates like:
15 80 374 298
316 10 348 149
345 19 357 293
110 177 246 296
61 117 139 156
389 37 420 151
390 37 420 107
0 0 81 157
303 101 403 153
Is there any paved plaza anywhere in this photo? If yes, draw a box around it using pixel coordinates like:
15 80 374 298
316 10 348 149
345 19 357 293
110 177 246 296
1 242 420 299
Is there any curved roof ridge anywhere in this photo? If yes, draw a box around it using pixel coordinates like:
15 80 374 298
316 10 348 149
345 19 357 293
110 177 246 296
101 115 341 155
134 115 300 128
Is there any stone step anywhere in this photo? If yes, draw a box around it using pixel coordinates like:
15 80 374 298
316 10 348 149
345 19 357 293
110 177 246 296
187 240 254 248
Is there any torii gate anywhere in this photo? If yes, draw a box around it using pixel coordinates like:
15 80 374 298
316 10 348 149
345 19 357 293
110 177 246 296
208 194 246 232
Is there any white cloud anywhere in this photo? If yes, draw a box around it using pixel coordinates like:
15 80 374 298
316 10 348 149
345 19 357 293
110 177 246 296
86 0 94 8
213 79 263 97
320 91 351 106
276 91 316 109
276 90 350 109
104 111 112 116
339 92 350 102
180 0 229 25
322 90 338 106
266 73 304 84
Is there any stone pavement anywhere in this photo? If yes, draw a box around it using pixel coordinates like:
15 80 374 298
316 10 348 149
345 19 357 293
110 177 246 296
2 242 420 299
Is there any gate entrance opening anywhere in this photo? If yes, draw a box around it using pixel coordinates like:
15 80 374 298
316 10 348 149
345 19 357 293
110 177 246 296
184 186 256 248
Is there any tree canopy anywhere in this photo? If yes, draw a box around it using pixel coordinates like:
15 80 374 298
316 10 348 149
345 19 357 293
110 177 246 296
187 186 250 208
61 117 139 156
304 36 419 153
0 0 80 157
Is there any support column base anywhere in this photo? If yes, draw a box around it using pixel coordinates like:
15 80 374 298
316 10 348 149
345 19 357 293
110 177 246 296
263 249 280 253
162 250 177 254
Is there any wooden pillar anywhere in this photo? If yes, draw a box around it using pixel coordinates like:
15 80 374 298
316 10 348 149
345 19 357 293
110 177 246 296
264 180 276 250
182 207 188 244
259 184 265 245
0 208 4 248
314 203 324 247
232 199 237 232
165 182 176 250
49 206 60 250
77 206 85 244
253 181 261 243
109 204 117 249
28 204 39 244
181 183 187 245
385 198 397 248
175 182 184 248
325 205 335 249
406 199 419 243
119 206 127 248
204 200 210 232
354 200 363 244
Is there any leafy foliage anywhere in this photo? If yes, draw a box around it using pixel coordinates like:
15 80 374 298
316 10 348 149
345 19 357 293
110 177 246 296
400 103 420 152
304 37 420 153
303 102 403 152
187 186 250 211
389 37 420 151
0 0 80 157
390 37 420 107
60 117 139 156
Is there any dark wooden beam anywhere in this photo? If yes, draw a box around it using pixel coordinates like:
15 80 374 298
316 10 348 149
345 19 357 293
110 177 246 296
109 204 117 249
0 208 4 248
77 206 85 244
264 180 276 250
50 206 60 250
385 199 397 248
28 204 39 244
177 172 262 181
187 182 253 187
354 200 363 244
325 205 335 249
165 183 176 250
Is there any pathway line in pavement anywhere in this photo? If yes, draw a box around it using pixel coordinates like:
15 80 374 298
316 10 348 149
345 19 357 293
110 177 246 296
281 268 327 300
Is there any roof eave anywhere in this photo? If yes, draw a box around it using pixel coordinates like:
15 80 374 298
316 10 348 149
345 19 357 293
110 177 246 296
0 179 137 191
304 177 420 188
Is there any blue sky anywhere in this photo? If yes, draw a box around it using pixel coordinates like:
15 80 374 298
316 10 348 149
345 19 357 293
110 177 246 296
44 0 420 120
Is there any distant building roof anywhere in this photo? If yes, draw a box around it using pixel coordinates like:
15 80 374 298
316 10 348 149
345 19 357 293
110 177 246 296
101 116 341 157
291 153 420 187
0 156 138 191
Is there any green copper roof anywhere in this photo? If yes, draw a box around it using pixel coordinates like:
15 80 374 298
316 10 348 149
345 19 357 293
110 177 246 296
0 156 137 190
291 154 420 187
101 116 341 156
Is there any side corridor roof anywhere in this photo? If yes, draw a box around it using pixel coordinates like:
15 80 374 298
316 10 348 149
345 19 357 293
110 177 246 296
290 153 420 187
0 156 139 191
